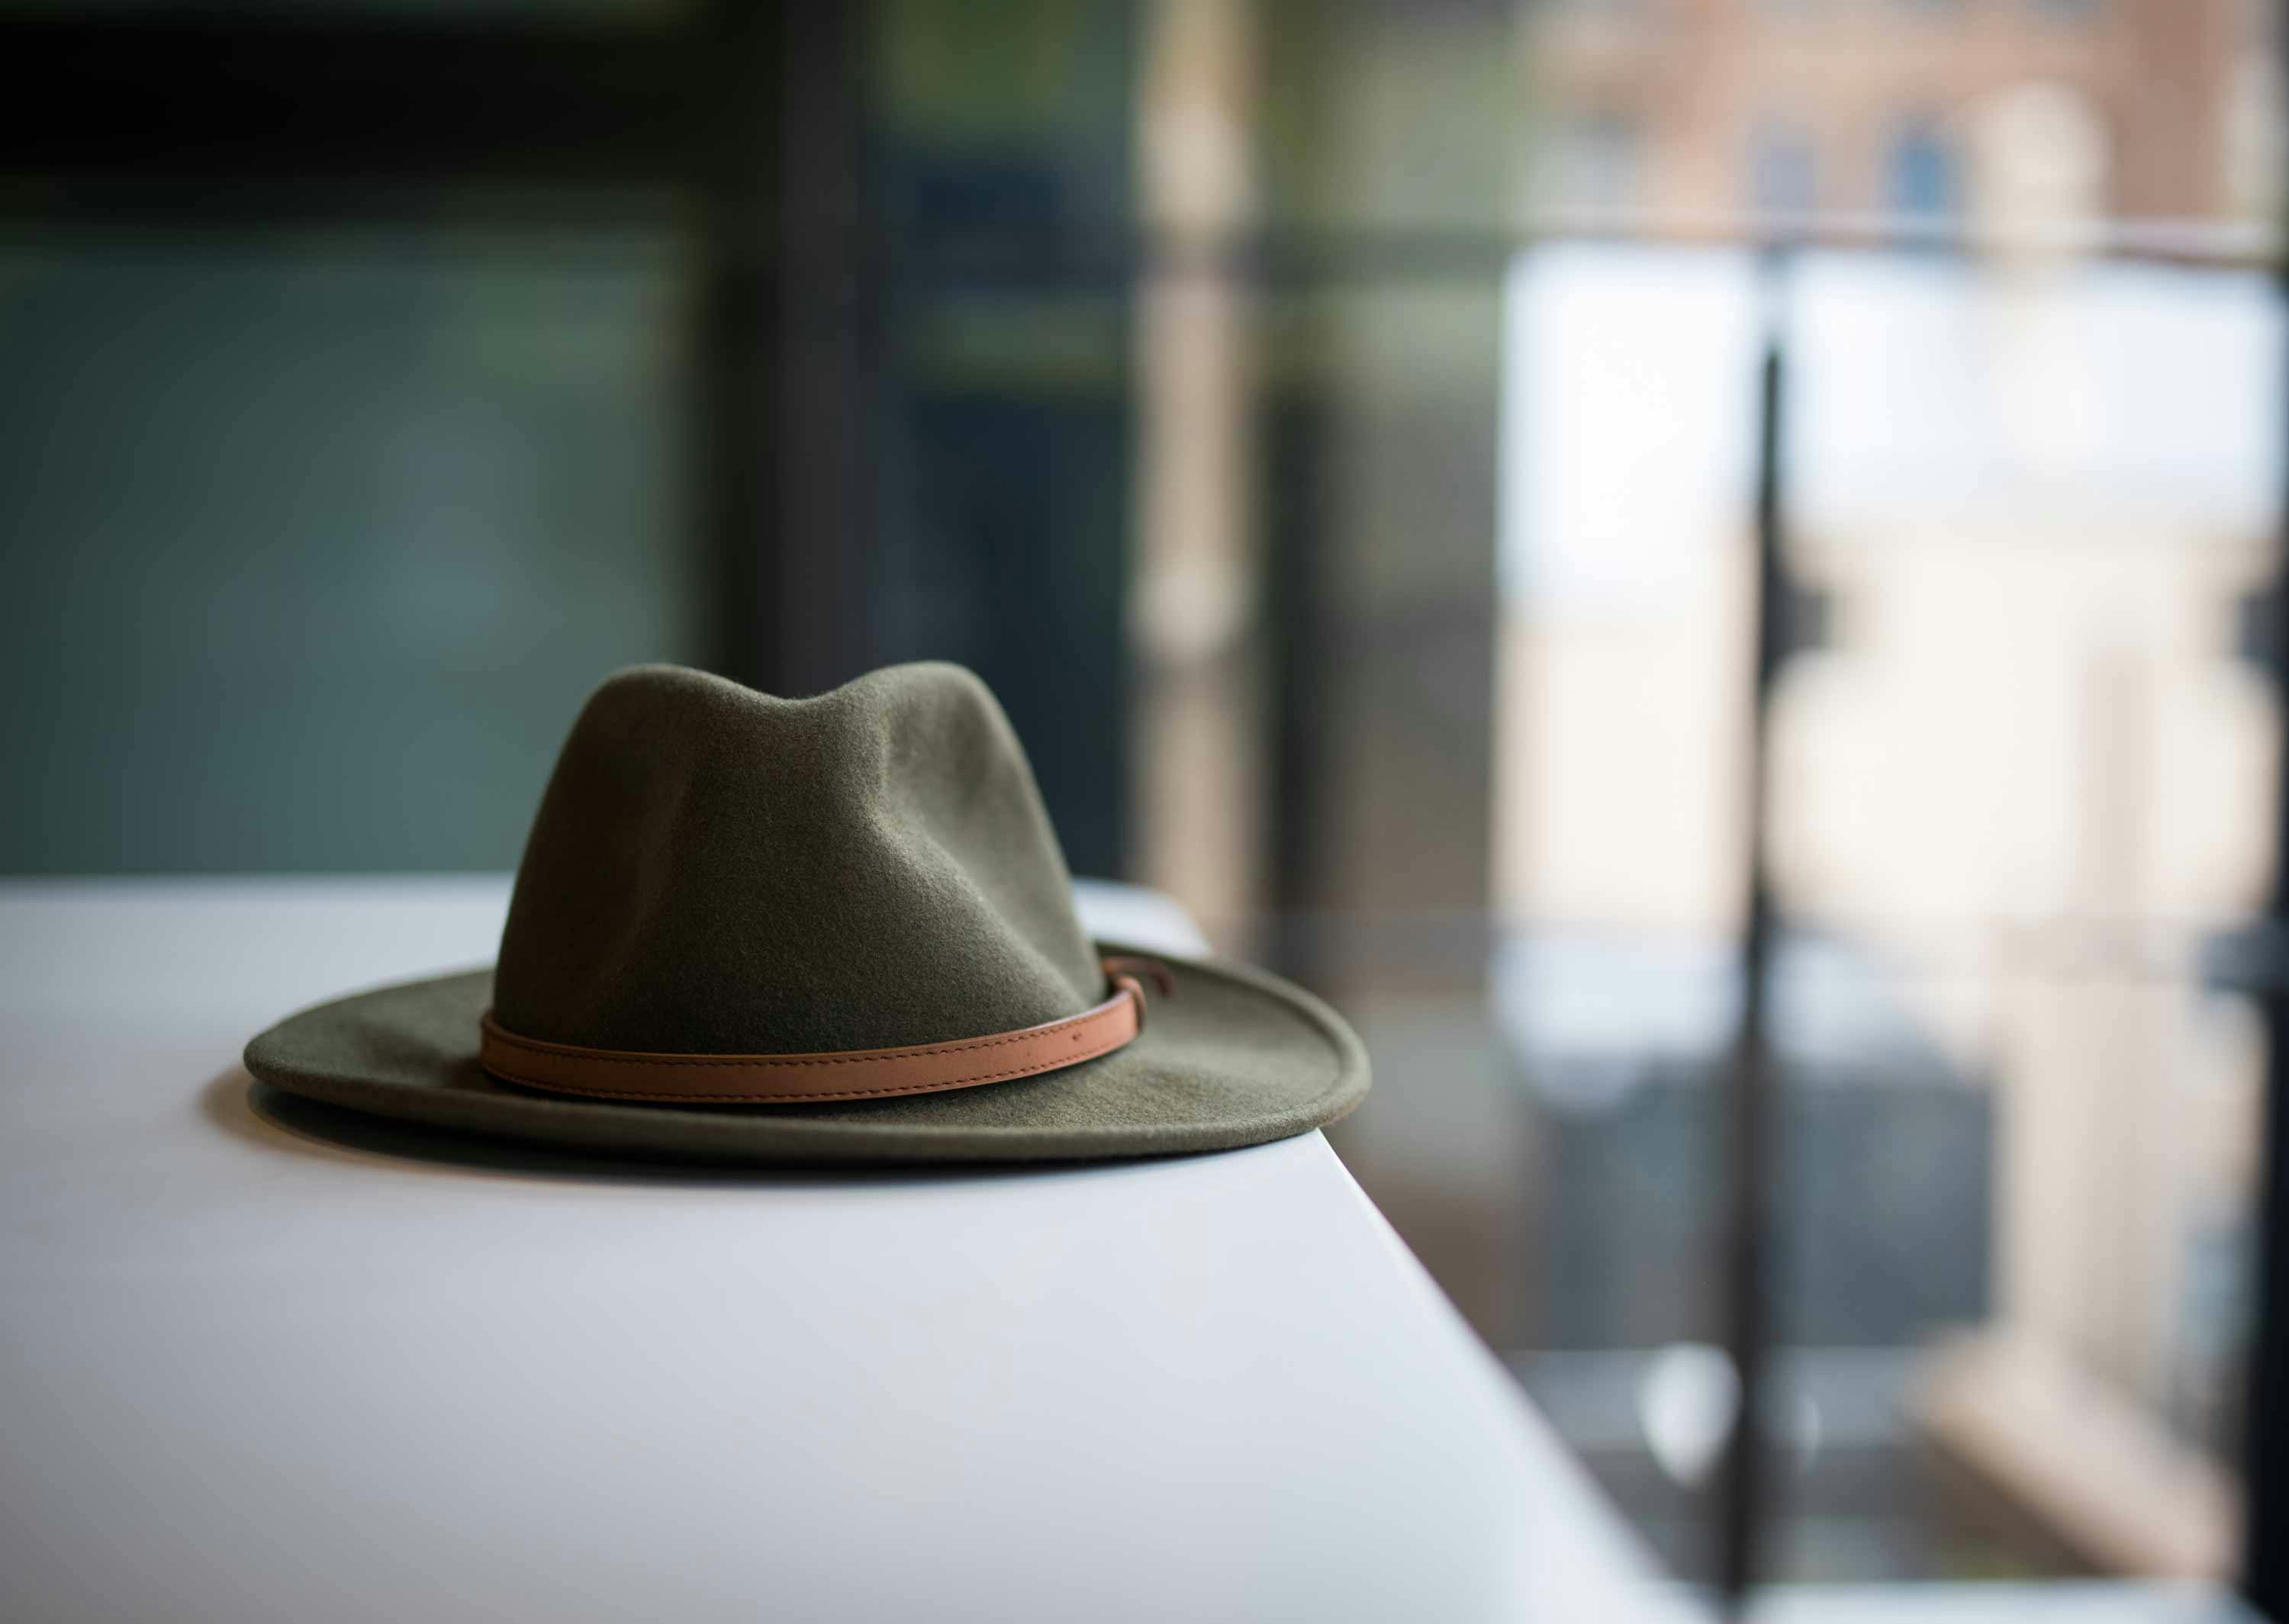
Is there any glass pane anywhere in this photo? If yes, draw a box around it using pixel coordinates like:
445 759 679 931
1767 244 2278 1580
1462 0 2287 1590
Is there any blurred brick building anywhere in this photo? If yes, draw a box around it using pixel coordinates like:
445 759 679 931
1526 0 2277 228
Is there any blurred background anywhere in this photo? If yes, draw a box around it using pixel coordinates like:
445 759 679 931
3 0 2287 1610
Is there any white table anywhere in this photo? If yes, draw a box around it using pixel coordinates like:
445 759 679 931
0 877 1671 1622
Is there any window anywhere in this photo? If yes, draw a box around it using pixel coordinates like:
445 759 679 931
1885 114 1962 220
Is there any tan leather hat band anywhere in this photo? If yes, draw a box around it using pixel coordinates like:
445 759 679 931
479 970 1148 1105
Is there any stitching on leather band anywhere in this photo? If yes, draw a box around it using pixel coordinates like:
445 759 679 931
478 970 1149 1105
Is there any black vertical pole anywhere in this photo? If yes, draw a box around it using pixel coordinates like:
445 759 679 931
2242 58 2289 1614
693 0 779 690
1264 383 1332 989
2242 12 2289 1614
2250 889 2289 1619
1716 249 1789 1613
770 0 875 694
694 0 874 698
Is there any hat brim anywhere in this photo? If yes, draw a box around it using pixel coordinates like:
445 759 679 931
241 941 1369 1166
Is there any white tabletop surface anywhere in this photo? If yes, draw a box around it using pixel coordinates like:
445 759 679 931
0 876 1672 1623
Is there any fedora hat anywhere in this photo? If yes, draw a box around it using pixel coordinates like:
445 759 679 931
243 663 1369 1164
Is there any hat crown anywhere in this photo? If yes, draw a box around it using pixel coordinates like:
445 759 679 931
492 663 1101 1056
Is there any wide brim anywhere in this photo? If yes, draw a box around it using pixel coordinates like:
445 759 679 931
240 941 1370 1166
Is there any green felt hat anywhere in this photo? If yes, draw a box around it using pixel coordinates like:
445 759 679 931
243 663 1368 1165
